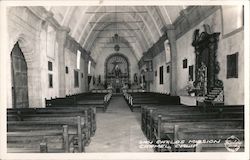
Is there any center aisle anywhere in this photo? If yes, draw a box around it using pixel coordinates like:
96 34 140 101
85 95 153 152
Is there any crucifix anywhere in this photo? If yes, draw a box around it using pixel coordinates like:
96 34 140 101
112 61 122 77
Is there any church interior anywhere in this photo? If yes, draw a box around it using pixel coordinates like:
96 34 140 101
1 4 246 154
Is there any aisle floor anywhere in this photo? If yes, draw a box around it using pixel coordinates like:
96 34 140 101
85 96 153 152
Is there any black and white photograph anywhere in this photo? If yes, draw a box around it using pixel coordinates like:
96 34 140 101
0 0 249 160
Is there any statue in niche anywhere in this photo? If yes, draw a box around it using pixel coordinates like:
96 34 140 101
93 76 96 85
111 62 122 77
98 75 101 84
196 62 207 96
134 73 138 84
192 24 223 96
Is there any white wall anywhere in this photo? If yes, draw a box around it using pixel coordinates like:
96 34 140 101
65 49 86 95
175 8 244 105
6 7 90 108
150 51 169 93
7 7 43 108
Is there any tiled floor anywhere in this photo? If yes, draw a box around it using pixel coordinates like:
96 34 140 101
85 96 153 152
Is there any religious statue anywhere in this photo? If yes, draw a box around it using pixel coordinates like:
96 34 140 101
93 76 96 85
112 64 122 77
196 62 207 96
134 73 138 83
98 75 101 84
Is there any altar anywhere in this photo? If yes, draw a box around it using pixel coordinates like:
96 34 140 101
180 96 206 106
105 54 130 93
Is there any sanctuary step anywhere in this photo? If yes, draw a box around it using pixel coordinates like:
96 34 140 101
204 87 224 105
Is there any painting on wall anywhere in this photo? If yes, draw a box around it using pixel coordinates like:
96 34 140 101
183 59 187 68
48 61 53 71
48 74 53 88
189 65 194 81
159 66 164 84
167 65 170 73
65 66 69 74
227 52 238 78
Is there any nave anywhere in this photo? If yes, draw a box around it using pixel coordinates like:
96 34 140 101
7 91 244 153
2 4 246 156
85 96 152 152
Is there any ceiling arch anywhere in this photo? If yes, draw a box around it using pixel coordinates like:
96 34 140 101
46 6 185 61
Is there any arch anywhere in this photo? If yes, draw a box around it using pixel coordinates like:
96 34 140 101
104 53 130 92
9 33 37 108
104 53 130 79
11 42 29 108
10 33 34 65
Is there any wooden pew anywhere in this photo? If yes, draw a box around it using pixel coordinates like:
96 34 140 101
125 92 180 112
7 106 97 153
7 116 85 153
173 124 244 152
141 104 244 136
45 97 76 107
141 105 244 152
51 92 112 112
8 112 92 141
7 107 96 136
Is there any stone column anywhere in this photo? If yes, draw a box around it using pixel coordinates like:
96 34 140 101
165 25 178 96
56 26 70 97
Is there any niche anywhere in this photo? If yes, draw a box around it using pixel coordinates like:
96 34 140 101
192 24 223 96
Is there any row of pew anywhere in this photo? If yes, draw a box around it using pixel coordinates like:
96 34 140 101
91 89 112 93
141 104 244 152
46 92 112 112
123 92 180 112
7 92 112 153
7 106 96 153
125 92 244 152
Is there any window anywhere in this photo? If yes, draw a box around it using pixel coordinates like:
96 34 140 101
77 50 81 70
48 61 53 71
183 59 187 68
88 61 91 74
227 52 238 78
189 65 194 81
159 66 164 84
46 26 56 58
48 74 53 88
65 66 69 74
81 73 83 78
155 71 157 77
166 65 170 73
74 70 79 87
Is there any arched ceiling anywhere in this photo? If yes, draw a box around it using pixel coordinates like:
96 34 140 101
46 6 186 61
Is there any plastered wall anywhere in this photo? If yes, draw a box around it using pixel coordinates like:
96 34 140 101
175 8 244 104
6 7 89 108
65 48 87 95
7 7 43 108
149 51 169 93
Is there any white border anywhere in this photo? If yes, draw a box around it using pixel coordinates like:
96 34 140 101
0 1 249 160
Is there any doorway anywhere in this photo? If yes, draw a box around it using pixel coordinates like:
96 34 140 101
11 42 29 108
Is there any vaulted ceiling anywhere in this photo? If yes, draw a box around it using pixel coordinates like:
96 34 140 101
45 6 186 61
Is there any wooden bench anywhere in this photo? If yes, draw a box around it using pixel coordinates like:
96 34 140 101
45 97 76 107
124 92 180 112
7 107 96 136
174 124 244 152
7 116 85 153
141 104 244 152
7 106 96 153
56 92 112 112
